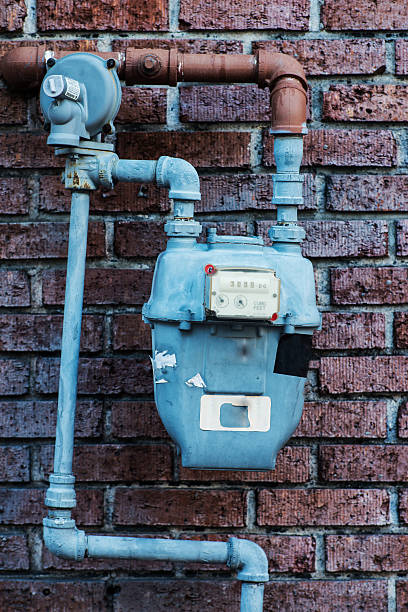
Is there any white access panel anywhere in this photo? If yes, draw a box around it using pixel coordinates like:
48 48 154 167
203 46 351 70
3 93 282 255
207 268 280 320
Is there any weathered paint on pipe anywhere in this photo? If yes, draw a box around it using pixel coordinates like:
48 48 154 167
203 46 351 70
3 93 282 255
113 159 157 184
240 583 265 612
87 535 229 564
53 190 90 475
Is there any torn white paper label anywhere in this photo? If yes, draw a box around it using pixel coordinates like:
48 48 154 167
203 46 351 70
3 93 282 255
185 373 206 388
155 378 169 384
154 350 177 369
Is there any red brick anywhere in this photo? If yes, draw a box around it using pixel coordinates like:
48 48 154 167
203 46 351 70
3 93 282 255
0 314 103 352
320 445 408 482
0 89 27 125
397 581 408 609
258 489 390 526
0 222 105 259
396 40 408 75
397 220 408 256
112 314 151 351
257 219 388 258
179 446 310 483
0 0 26 31
326 535 408 572
320 356 408 394
117 132 251 169
399 491 408 524
180 85 270 122
0 359 29 395
180 84 312 122
395 312 408 347
327 175 408 212
0 135 62 169
0 400 102 438
0 489 103 526
0 580 106 611
253 39 386 76
323 0 408 30
179 0 309 30
331 267 408 305
114 221 166 258
0 271 30 306
114 579 241 611
323 85 408 122
114 488 246 527
116 87 167 124
295 401 387 438
37 0 168 31
0 178 29 214
39 175 169 214
196 173 316 213
39 443 172 482
313 312 386 349
264 130 397 167
112 39 244 54
0 535 29 570
35 357 153 395
113 579 387 611
264 580 387 611
110 401 169 439
398 402 408 438
42 268 153 306
179 533 315 574
0 446 29 482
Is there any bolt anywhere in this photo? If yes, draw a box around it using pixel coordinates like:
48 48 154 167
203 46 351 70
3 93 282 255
106 58 116 69
102 123 112 134
141 54 161 75
46 58 56 68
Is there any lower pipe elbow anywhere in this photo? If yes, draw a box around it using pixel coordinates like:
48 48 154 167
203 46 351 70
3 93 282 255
156 156 201 202
43 515 86 561
228 537 269 583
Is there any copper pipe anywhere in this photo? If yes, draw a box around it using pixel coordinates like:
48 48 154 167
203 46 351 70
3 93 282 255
0 46 307 133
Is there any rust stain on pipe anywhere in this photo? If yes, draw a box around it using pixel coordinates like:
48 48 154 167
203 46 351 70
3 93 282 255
0 46 307 133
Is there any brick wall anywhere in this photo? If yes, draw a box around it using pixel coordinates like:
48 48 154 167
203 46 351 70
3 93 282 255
0 0 408 610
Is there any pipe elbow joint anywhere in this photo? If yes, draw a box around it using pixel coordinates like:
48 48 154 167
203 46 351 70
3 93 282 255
156 156 201 201
227 537 269 583
43 516 86 561
257 50 308 135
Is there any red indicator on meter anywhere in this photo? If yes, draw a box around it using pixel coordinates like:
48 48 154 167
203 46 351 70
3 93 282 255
205 264 216 275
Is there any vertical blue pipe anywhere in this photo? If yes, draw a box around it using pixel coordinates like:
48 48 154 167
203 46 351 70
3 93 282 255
240 582 264 612
53 190 90 475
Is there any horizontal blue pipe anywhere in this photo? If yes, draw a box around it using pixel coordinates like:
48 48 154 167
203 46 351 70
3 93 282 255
87 535 228 564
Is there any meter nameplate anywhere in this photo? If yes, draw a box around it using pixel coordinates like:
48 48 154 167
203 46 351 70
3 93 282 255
208 268 280 320
200 395 271 432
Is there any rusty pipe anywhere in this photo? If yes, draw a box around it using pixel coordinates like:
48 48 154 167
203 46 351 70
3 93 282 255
0 45 125 91
0 46 307 133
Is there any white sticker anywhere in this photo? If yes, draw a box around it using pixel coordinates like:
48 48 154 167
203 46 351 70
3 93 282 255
154 350 177 369
155 378 169 384
185 373 206 388
200 395 271 432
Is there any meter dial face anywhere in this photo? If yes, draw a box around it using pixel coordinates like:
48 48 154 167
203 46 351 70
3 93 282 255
208 268 280 320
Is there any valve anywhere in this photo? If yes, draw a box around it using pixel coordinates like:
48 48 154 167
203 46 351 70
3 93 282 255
40 53 121 148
